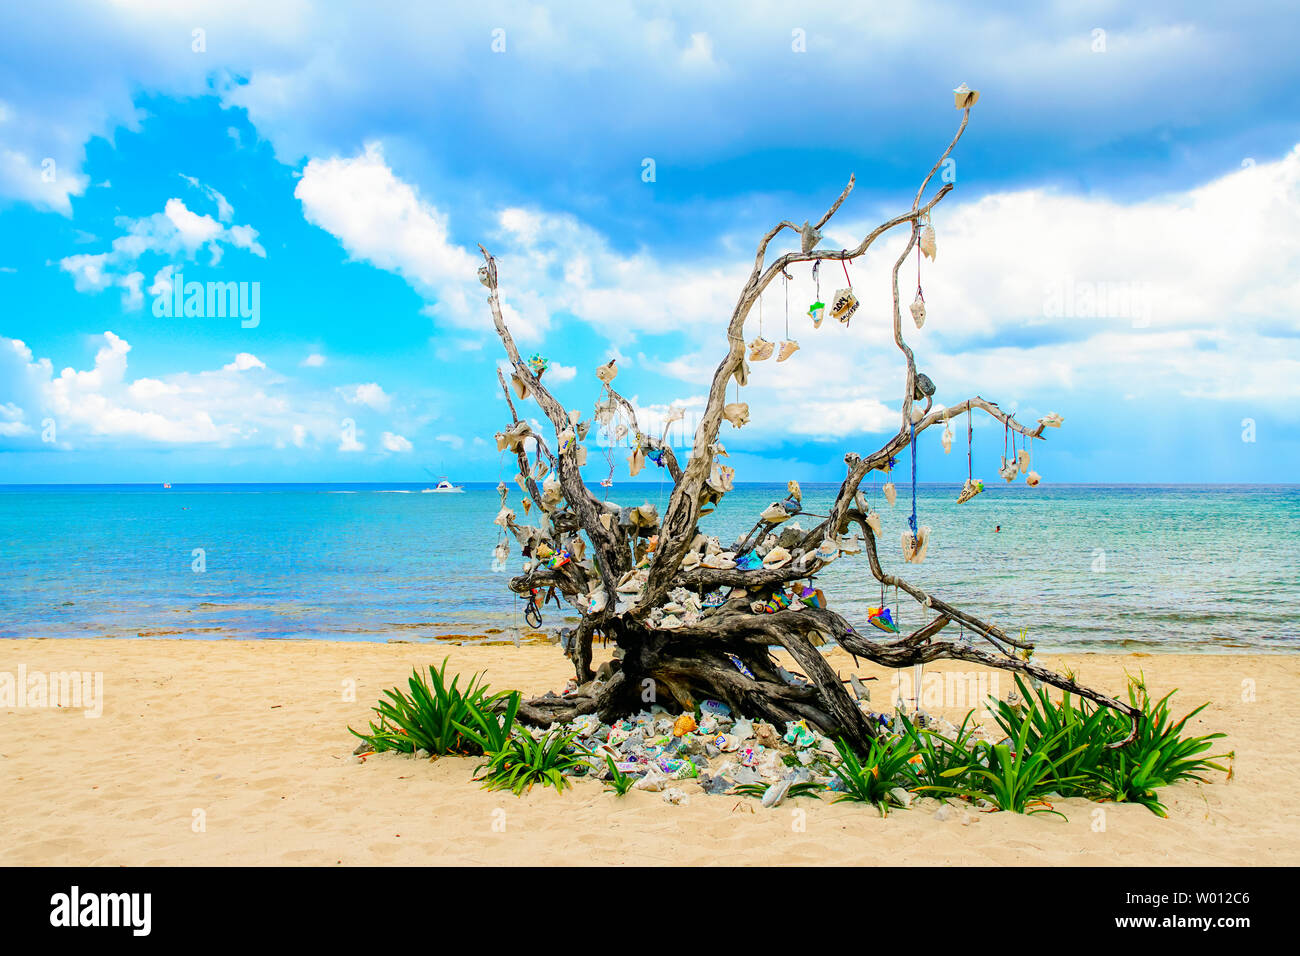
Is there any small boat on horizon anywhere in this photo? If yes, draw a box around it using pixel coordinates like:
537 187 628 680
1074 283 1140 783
422 476 464 493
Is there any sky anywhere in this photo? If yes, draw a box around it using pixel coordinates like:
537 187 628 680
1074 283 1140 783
1 1 1298 485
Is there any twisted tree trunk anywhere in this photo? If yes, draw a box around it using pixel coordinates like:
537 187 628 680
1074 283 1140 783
479 97 1139 751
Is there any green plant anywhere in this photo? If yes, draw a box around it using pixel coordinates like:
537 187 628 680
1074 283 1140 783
828 734 917 816
603 753 636 796
1089 675 1230 817
475 726 586 795
991 676 1114 798
348 658 516 756
901 711 983 795
733 780 825 801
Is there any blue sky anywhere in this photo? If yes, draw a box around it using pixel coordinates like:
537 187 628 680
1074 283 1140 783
1 1 1298 484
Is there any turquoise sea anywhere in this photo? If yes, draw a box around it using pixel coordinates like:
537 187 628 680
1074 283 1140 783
0 483 1296 652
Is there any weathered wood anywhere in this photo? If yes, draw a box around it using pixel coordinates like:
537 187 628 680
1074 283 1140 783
482 101 1140 752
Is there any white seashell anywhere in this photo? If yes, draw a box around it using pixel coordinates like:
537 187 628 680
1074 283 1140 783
901 525 931 564
596 360 618 384
1040 412 1064 428
999 456 1019 482
762 546 792 569
920 224 937 261
723 402 750 428
866 510 882 536
748 337 775 361
910 294 926 329
910 404 926 424
883 482 897 507
941 423 954 454
776 339 800 362
1025 470 1041 487
1017 449 1031 473
761 502 790 524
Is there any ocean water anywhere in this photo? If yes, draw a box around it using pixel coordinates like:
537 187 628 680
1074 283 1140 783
0 482 1296 653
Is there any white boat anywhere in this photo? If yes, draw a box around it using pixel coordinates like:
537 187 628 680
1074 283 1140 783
423 477 464 493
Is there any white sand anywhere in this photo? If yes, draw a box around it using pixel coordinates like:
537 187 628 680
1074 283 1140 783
2 638 1294 866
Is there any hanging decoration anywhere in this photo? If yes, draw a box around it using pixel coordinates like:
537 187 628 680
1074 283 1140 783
527 353 549 378
999 422 1020 482
910 232 927 329
953 83 980 109
808 259 825 328
920 214 937 261
900 420 932 563
830 259 859 325
596 359 618 384
747 289 774 361
957 414 984 503
777 269 799 361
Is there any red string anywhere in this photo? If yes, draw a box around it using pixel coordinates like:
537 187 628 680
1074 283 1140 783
841 259 852 289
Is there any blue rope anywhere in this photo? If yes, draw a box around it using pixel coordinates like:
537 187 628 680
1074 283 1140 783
909 420 919 535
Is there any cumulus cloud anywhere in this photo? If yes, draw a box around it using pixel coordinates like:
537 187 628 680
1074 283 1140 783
381 431 412 452
58 197 266 310
337 382 391 411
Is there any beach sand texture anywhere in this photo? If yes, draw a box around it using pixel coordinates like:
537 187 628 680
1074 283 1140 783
2 639 1295 866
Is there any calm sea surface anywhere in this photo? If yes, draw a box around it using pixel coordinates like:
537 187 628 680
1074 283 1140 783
0 483 1296 653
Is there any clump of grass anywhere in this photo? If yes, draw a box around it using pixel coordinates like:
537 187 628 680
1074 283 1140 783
349 657 518 757
828 734 917 816
474 726 586 795
603 753 636 796
732 780 825 801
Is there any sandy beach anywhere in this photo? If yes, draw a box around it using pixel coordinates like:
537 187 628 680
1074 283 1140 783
1 638 1295 867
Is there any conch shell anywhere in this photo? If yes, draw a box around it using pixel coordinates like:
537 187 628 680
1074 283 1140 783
1017 449 1031 472
830 288 859 325
1039 412 1064 428
941 423 954 454
999 456 1019 482
883 482 897 507
596 359 618 384
901 525 932 564
748 337 774 361
866 510 882 536
628 445 645 477
762 546 792 569
776 339 800 362
723 402 750 428
761 502 791 524
1025 470 1041 487
708 461 735 494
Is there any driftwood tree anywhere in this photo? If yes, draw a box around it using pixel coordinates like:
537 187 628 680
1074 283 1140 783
480 93 1139 750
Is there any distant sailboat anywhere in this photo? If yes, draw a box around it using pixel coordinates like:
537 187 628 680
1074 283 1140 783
163 482 171 489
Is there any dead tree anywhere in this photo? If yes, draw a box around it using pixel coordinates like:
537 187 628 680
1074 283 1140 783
479 92 1139 750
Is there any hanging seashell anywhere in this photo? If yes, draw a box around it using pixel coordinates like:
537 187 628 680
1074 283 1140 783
838 533 862 555
542 475 563 506
1039 412 1064 428
576 445 587 466
883 482 897 507
521 497 532 515
587 589 608 614
596 359 618 384
815 538 839 562
866 510 882 536
901 526 931 564
910 404 926 425
723 402 750 428
494 506 516 527
830 288 859 325
787 480 802 503
511 373 530 400
491 542 509 572
941 423 954 454
920 223 937 261
748 336 775 361
776 339 800 362
910 293 926 329
708 461 735 494
808 300 826 328
558 427 576 454
1025 470 1041 487
628 445 646 477
1017 448 1031 473
953 83 980 109
901 529 917 563
999 456 1019 482
762 546 793 569
956 478 984 504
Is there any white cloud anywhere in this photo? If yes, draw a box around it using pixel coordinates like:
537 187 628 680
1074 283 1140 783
337 382 391 411
58 197 266 310
300 352 326 367
435 433 465 449
381 431 413 452
223 353 266 372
